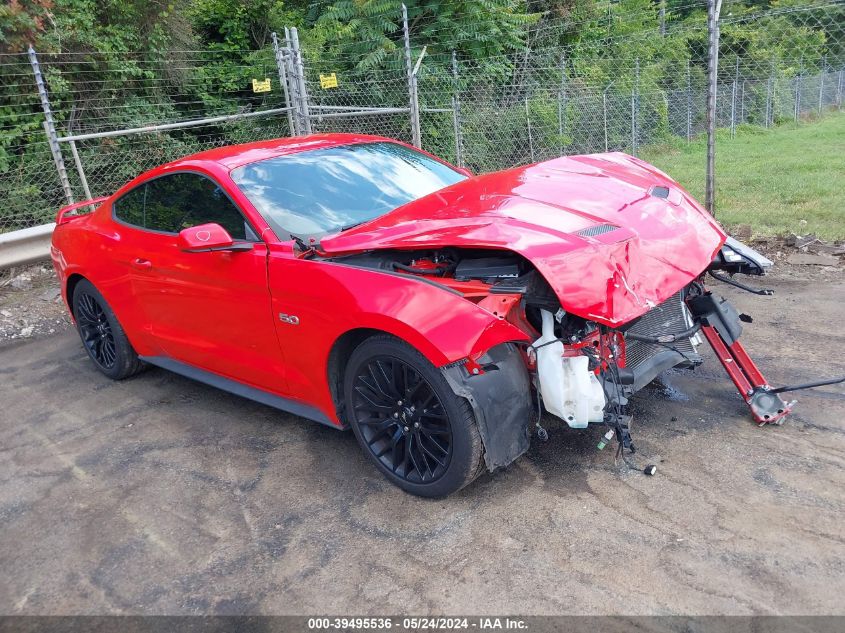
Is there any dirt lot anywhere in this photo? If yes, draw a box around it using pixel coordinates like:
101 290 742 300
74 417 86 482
0 266 843 615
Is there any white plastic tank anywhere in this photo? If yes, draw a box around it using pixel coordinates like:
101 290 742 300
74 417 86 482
534 309 606 428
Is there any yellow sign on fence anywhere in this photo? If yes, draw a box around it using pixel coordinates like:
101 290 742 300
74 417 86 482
319 73 339 89
251 78 272 93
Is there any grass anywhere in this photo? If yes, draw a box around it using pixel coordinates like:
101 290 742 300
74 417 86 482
640 111 845 240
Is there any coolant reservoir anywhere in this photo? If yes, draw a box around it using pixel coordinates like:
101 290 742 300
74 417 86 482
535 310 606 428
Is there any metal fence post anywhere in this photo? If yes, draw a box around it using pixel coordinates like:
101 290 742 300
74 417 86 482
283 28 301 134
730 57 738 137
28 46 74 205
402 4 421 148
525 98 535 163
838 68 844 110
686 59 692 142
633 58 640 156
818 55 826 114
603 80 615 152
558 52 567 155
289 28 312 135
765 64 774 128
705 0 722 215
271 32 296 135
603 90 609 152
794 57 803 122
451 51 464 167
67 140 93 203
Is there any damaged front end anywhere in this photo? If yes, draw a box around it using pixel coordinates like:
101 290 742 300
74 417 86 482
314 147 843 472
324 234 808 472
529 236 795 439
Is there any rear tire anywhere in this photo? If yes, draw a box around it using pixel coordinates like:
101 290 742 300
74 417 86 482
72 279 145 380
343 335 484 497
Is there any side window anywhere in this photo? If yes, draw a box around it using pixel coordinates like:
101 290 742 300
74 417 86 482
143 173 249 240
114 173 253 239
114 183 147 228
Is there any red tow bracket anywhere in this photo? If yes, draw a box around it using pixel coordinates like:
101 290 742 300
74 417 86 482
700 325 794 425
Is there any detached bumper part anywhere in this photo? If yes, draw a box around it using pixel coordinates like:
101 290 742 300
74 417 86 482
711 236 773 276
442 343 533 471
690 291 793 425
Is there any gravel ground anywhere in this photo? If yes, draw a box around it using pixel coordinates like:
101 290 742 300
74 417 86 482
0 264 843 615
0 264 70 342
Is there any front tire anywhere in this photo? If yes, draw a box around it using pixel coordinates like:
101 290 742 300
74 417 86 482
343 335 484 497
72 279 145 380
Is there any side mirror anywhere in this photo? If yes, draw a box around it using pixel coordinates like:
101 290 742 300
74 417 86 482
456 167 473 178
178 223 253 253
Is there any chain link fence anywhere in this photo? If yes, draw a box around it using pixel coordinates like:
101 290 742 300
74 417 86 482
1 0 843 235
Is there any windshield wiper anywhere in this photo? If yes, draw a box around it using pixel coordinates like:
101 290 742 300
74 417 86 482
290 233 317 256
338 220 368 232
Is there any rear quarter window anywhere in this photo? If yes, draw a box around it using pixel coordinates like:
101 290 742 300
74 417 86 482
113 183 147 228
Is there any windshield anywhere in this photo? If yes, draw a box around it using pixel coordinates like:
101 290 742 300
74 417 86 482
230 141 467 239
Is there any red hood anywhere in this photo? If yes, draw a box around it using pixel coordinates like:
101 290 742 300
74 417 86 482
320 152 726 326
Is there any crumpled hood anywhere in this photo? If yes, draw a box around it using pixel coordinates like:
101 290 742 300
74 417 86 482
320 152 726 326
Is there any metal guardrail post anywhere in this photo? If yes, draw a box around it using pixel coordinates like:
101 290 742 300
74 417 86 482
402 4 421 148
29 46 74 206
272 32 296 135
705 0 722 215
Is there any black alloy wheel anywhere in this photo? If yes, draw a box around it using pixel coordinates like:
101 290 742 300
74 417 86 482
72 279 145 380
352 355 453 484
344 335 484 497
75 291 117 370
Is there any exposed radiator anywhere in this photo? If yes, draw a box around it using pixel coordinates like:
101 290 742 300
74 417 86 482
625 291 701 371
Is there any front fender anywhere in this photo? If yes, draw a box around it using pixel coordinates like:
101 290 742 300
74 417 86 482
268 253 530 423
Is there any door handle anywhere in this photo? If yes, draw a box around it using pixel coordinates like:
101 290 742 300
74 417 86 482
131 258 152 270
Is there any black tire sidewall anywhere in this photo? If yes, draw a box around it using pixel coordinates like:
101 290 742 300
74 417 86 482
344 335 480 498
72 279 140 380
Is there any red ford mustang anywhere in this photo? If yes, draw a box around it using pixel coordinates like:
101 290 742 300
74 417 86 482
51 133 794 496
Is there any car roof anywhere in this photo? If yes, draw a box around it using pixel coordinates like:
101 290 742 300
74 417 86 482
163 133 394 171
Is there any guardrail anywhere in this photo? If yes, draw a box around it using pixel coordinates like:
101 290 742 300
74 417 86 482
0 223 54 270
